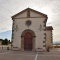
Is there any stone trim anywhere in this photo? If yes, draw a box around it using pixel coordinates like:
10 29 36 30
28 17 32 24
44 37 46 39
43 21 46 27
21 29 36 51
43 20 46 50
43 45 46 47
12 20 15 39
27 9 30 17
44 29 46 31
43 41 45 43
43 20 46 31
51 31 53 43
12 17 45 19
43 33 46 48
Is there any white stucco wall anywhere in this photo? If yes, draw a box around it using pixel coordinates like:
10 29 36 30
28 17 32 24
15 11 27 18
46 30 53 48
30 11 45 17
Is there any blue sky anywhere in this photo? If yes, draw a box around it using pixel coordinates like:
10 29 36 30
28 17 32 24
0 0 60 43
0 30 12 40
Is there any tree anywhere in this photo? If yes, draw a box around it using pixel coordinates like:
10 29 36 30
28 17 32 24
2 38 8 45
0 39 3 41
4 38 8 45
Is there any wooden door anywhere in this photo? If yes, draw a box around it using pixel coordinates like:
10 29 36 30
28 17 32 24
24 32 32 50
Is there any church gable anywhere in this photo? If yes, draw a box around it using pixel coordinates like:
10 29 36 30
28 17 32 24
30 9 47 18
12 8 47 19
30 11 44 17
12 10 27 19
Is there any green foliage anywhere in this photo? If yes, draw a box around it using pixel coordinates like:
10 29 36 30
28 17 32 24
0 39 3 41
2 38 8 45
0 38 11 45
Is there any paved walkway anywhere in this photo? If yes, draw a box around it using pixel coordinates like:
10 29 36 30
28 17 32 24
0 48 60 60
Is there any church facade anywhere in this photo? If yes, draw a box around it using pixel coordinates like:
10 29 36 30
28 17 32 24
11 8 53 51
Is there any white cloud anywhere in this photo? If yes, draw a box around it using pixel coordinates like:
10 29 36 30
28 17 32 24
0 0 60 42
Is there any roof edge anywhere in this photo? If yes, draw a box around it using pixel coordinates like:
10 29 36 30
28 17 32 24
11 8 48 20
46 26 53 30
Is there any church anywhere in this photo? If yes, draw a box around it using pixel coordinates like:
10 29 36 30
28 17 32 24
11 8 53 51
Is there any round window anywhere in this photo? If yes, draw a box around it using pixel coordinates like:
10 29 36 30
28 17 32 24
26 20 32 26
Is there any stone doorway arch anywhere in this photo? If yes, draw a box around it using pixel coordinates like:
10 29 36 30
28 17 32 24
21 29 36 51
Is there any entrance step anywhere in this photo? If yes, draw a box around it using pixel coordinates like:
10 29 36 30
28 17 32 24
12 47 20 51
35 48 44 54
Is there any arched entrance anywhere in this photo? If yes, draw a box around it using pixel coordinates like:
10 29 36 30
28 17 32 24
24 32 32 50
21 29 36 51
